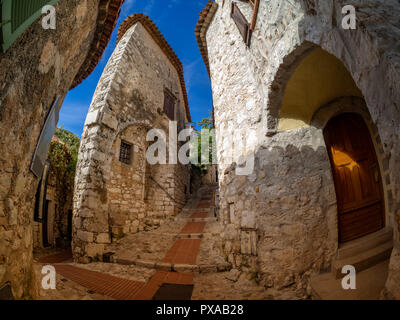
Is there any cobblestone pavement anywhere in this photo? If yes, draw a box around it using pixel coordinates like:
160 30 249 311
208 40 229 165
192 272 303 300
33 186 279 300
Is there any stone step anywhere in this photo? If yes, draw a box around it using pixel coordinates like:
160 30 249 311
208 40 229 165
181 208 211 213
337 227 393 260
190 217 217 223
113 257 231 274
175 217 216 223
332 240 393 279
311 260 389 300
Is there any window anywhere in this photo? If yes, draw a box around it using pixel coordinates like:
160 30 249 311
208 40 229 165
31 96 61 178
119 141 132 165
163 90 176 120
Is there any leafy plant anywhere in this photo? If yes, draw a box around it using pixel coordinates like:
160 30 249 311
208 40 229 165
190 115 216 174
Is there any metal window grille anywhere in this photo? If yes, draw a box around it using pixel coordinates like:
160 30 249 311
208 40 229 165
163 90 175 120
119 141 132 165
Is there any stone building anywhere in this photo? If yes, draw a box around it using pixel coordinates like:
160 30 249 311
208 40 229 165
0 0 124 299
196 0 400 298
73 14 191 263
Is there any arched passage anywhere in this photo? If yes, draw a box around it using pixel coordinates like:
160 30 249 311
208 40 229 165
278 48 362 131
273 46 395 244
262 43 395 292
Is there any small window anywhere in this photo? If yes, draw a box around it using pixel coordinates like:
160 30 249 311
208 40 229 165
119 141 132 165
163 90 176 120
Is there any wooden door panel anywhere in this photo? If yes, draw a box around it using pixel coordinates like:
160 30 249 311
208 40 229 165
324 113 384 243
339 202 384 242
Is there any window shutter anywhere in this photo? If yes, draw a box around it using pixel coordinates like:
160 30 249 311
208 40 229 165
1 0 60 52
163 90 175 120
231 2 252 47
31 96 61 178
119 141 132 165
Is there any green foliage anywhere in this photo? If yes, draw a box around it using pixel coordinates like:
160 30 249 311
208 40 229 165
47 127 80 238
197 117 213 130
190 115 216 175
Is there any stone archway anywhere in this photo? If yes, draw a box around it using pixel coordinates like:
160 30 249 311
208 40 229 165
197 0 400 299
266 35 400 296
268 39 399 296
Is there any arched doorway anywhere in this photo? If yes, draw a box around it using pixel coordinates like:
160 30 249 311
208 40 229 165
323 113 385 243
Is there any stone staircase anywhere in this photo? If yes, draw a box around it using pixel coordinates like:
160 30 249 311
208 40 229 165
311 227 393 300
104 185 230 274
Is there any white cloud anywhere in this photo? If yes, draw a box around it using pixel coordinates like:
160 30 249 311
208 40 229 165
143 0 155 15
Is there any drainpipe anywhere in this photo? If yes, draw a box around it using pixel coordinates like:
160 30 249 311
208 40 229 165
250 0 260 30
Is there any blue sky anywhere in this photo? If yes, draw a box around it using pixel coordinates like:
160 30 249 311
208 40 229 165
59 0 213 137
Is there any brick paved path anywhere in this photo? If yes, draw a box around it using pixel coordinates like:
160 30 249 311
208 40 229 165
162 239 202 265
135 187 215 299
37 187 216 300
55 264 145 300
134 270 194 300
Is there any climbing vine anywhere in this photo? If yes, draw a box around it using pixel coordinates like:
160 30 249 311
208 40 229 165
47 127 80 238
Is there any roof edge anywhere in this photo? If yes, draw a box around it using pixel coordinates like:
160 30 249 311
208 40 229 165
70 0 125 89
195 1 218 78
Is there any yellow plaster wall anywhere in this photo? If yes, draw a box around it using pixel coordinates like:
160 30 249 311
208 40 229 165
278 48 363 131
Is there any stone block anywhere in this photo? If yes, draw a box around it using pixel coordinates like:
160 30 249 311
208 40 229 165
96 233 111 244
155 262 172 271
77 230 94 243
173 264 199 273
102 112 118 130
135 260 156 269
85 110 100 126
241 211 256 229
86 243 104 258
240 230 257 256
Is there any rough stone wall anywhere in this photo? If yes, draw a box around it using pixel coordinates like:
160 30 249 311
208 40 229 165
145 163 188 225
73 21 190 263
206 0 400 297
202 165 218 185
0 0 102 299
108 125 147 237
33 173 74 249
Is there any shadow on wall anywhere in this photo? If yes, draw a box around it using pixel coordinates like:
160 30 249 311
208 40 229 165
219 130 341 295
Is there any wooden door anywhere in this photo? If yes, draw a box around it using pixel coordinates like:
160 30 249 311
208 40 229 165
323 113 384 243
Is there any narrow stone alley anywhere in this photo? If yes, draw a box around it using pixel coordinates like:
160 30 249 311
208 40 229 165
1 0 400 303
35 186 301 300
